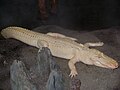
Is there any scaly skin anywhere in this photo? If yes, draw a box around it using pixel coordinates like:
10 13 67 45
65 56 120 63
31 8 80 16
1 26 119 78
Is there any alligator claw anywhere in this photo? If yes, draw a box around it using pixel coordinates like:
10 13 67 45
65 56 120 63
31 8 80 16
69 71 78 78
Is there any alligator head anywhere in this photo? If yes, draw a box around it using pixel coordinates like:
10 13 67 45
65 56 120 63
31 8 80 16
82 49 118 69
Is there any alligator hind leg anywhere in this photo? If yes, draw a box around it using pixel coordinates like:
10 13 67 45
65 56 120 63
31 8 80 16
84 42 104 48
37 39 49 52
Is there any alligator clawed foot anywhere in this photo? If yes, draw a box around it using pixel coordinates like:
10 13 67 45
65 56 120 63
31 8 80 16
69 70 78 78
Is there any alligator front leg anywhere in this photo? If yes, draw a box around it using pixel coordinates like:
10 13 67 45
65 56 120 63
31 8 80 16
37 39 49 52
68 57 78 78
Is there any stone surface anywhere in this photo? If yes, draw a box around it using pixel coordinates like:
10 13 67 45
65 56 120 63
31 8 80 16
10 47 64 90
70 77 81 90
10 60 37 90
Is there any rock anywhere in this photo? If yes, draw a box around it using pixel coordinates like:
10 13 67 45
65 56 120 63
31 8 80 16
10 47 64 90
70 77 81 90
46 70 64 90
10 60 37 90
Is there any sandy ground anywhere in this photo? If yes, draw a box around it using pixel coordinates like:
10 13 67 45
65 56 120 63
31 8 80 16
0 25 120 90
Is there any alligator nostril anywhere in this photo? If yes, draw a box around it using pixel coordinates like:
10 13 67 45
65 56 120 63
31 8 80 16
109 62 118 69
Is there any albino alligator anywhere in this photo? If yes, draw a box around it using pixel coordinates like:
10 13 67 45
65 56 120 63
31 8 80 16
1 26 118 78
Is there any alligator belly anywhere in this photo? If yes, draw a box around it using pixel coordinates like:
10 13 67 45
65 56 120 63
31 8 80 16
49 46 74 59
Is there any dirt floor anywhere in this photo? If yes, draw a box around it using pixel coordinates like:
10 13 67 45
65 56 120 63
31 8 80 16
0 25 120 90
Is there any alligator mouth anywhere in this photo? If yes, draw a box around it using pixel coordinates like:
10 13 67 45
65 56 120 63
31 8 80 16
106 62 118 69
94 60 118 69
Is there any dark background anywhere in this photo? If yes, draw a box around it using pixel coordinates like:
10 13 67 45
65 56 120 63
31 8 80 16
0 0 120 30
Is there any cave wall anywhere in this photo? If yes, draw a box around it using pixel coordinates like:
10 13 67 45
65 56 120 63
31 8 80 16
0 0 120 30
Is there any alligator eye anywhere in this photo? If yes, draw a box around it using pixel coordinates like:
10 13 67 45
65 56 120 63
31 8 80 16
97 54 101 58
98 56 101 58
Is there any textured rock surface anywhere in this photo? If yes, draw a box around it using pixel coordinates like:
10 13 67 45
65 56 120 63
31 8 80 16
10 60 37 90
10 47 64 90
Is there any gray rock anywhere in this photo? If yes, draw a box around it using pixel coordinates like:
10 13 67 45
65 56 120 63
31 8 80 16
10 47 64 90
46 70 64 90
10 60 37 90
